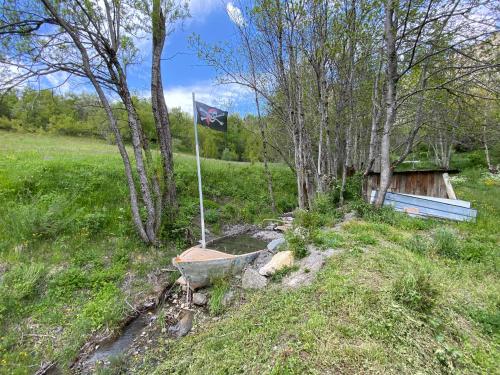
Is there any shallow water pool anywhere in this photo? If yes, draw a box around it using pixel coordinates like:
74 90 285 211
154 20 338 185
208 233 267 255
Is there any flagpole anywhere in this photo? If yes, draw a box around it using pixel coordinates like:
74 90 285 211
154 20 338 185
192 92 206 248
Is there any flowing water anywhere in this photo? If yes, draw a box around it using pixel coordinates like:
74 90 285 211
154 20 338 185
83 313 151 367
81 232 271 370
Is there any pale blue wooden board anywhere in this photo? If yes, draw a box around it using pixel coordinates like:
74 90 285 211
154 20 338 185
385 192 476 217
371 191 477 222
398 193 471 208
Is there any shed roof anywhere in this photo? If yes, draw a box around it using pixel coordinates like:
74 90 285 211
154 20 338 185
367 169 460 176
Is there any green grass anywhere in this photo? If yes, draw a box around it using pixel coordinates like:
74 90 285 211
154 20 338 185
1 131 498 374
269 265 300 282
208 278 230 316
138 241 499 374
131 158 499 374
0 131 295 374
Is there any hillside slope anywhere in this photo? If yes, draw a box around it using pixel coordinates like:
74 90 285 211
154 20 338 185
0 131 296 373
134 168 499 374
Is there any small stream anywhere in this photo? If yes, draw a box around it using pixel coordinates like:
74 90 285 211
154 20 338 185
83 314 151 367
78 230 280 371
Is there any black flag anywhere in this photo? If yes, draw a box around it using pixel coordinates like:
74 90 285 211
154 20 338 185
195 101 228 132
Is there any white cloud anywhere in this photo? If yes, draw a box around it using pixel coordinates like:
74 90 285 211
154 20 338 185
0 62 27 90
226 2 245 27
45 71 72 93
188 0 222 20
160 79 252 114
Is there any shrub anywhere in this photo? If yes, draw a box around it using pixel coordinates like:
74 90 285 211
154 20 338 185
459 240 491 261
0 116 22 131
79 211 108 235
285 228 309 259
294 209 324 232
0 263 45 301
78 284 125 331
221 148 238 161
468 308 500 336
204 208 220 224
49 268 90 298
220 203 241 222
433 228 461 259
95 354 128 375
311 193 333 215
468 152 487 169
353 199 435 231
329 173 363 204
27 195 77 239
392 271 439 314
353 199 399 226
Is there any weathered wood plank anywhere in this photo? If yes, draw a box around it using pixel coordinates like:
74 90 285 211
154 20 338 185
442 173 457 200
370 191 477 221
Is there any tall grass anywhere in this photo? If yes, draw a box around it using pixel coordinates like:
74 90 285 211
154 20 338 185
144 154 499 375
0 131 296 373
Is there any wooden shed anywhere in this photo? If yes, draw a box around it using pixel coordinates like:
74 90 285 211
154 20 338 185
363 169 460 200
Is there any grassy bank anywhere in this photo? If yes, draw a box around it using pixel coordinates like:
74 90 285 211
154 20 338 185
135 166 499 374
1 131 498 374
0 131 296 373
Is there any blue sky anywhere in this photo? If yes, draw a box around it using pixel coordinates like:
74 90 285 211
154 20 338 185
38 1 253 115
126 0 253 114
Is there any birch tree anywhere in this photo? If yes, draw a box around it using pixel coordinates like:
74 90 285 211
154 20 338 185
0 0 183 244
374 0 497 207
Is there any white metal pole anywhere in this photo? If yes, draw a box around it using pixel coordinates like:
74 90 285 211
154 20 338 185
192 92 206 248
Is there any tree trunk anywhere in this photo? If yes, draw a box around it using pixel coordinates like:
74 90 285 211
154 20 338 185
152 1 178 221
40 0 150 242
255 92 277 213
332 122 340 181
116 78 157 243
364 51 383 177
316 68 329 192
483 125 493 171
340 0 356 206
88 3 160 244
325 122 333 177
375 0 397 208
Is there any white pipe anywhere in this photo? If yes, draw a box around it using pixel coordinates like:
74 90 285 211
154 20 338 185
192 92 206 248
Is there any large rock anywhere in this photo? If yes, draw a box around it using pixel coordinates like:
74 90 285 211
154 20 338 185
282 247 341 289
168 309 194 338
192 292 208 306
343 211 357 221
242 268 268 289
253 250 274 269
267 237 285 252
221 290 236 306
333 211 357 231
259 251 294 276
253 230 282 241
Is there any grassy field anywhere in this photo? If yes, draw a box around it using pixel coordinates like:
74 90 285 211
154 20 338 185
133 169 499 374
0 131 296 374
0 131 498 374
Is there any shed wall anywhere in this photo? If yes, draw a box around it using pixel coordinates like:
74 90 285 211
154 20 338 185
364 171 449 200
